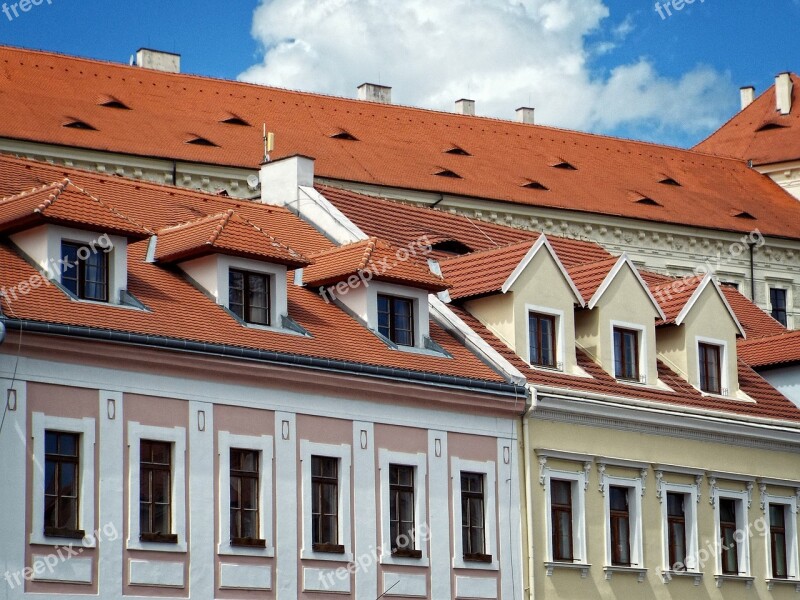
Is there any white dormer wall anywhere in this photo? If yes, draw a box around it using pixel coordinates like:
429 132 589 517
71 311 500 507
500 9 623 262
10 224 128 303
178 254 288 324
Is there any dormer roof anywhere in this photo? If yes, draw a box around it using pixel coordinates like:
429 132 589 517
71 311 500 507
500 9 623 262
154 209 309 268
304 237 449 292
0 178 151 238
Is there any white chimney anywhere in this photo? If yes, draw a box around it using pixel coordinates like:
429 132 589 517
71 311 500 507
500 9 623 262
740 86 755 110
455 99 475 116
357 83 392 104
135 48 181 73
259 155 315 206
776 72 793 115
516 106 535 124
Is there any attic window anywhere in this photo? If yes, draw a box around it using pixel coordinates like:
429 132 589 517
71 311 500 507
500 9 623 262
731 209 756 220
63 119 97 131
98 97 130 110
521 180 549 191
186 135 218 147
445 146 471 156
756 122 788 132
430 240 473 255
551 161 576 170
330 130 358 141
658 177 681 186
634 197 661 207
221 115 251 126
434 168 462 179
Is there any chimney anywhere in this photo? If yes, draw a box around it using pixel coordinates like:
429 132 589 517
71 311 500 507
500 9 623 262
516 106 535 124
776 72 793 115
259 155 315 206
357 83 392 104
740 86 755 111
455 99 475 116
135 48 181 73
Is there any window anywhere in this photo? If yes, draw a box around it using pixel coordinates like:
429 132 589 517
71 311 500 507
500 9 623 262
699 343 722 394
461 472 489 561
551 480 573 562
389 465 419 557
44 431 82 538
609 486 631 566
378 294 414 346
61 241 108 302
139 440 176 543
229 269 270 325
613 327 639 381
667 493 687 570
771 504 789 579
311 456 342 553
230 449 263 546
719 498 739 575
529 312 556 368
771 288 788 326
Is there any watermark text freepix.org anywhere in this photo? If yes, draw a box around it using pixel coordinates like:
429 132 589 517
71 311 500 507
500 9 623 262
655 0 705 20
2 0 54 22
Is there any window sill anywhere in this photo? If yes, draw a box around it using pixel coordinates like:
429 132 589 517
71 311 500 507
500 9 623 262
463 553 493 564
767 578 800 591
300 546 353 563
544 561 591 578
127 536 187 553
661 569 703 586
604 566 647 582
380 551 429 567
715 574 754 588
391 548 422 559
140 533 179 544
312 543 345 554
43 527 86 540
231 537 266 548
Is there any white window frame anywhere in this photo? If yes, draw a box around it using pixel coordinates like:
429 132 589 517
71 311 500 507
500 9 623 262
714 489 751 577
451 457 499 571
222 257 286 330
609 320 647 384
218 431 274 557
764 493 799 583
127 422 187 553
603 475 644 568
766 282 792 327
525 304 565 371
660 482 700 572
300 440 352 562
30 413 96 547
378 450 428 566
695 336 729 396
369 282 430 348
543 469 588 566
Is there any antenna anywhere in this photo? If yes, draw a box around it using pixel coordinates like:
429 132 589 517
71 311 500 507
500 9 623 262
262 123 275 163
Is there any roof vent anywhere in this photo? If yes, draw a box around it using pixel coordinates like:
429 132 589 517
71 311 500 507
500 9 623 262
740 86 755 111
776 72 793 115
434 168 462 179
455 99 475 116
445 145 470 156
516 107 535 124
221 114 251 126
551 160 576 170
330 130 359 141
98 96 130 110
135 48 181 74
756 121 788 132
430 239 473 255
731 209 756 219
521 180 549 191
658 177 681 186
629 192 661 206
186 135 218 147
357 82 392 104
63 118 97 131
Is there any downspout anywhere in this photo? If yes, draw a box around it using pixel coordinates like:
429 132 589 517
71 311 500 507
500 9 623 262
748 241 756 301
522 384 538 600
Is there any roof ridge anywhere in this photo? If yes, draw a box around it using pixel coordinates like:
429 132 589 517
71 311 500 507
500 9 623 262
0 179 66 204
207 209 236 246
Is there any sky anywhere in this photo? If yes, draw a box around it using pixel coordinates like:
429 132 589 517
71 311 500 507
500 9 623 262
1 0 799 148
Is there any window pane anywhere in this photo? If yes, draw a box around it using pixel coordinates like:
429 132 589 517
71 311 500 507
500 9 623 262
153 503 169 534
551 480 571 506
58 497 78 530
45 460 57 495
242 509 258 539
61 243 80 295
610 486 628 511
241 477 258 510
153 471 170 504
59 463 77 497
528 315 539 364
540 317 554 366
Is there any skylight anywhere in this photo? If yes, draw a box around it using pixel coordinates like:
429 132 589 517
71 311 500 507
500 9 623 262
330 130 358 141
731 209 756 219
434 168 462 179
551 160 576 170
221 114 250 126
186 135 218 147
98 97 130 110
521 180 549 191
63 118 97 131
444 146 471 156
658 177 681 186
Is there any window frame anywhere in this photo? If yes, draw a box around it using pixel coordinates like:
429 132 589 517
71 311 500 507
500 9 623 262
31 414 96 547
377 293 416 347
698 342 722 395
300 441 352 562
127 422 186 553
228 268 272 326
764 493 799 583
550 479 574 562
378 450 428 566
543 468 588 567
770 287 789 327
43 430 82 537
61 240 109 303
612 326 641 382
461 471 488 561
217 431 274 557
695 336 729 396
139 439 176 543
659 481 700 574
713 490 750 577
451 457 498 571
602 475 644 569
525 304 564 370
311 455 341 551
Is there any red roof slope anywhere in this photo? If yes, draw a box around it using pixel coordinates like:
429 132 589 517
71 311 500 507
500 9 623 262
3 46 800 239
722 286 788 340
440 241 535 300
738 330 800 369
567 257 621 302
650 275 705 325
695 73 800 165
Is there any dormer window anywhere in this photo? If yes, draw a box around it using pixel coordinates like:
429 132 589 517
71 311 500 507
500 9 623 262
378 294 414 346
613 327 640 381
698 342 722 394
529 312 556 368
229 269 271 326
61 241 109 302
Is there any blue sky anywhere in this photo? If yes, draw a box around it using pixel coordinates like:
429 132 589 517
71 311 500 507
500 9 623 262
1 0 799 148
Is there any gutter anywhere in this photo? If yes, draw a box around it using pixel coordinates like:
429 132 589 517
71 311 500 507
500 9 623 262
0 318 520 396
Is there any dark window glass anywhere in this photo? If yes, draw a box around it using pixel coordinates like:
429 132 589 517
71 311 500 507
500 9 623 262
771 288 788 326
230 449 260 543
770 504 788 579
551 479 573 562
461 472 486 558
229 269 270 325
529 312 556 367
699 343 722 394
140 440 174 541
44 431 81 535
610 486 631 566
667 492 687 570
613 328 639 381
311 456 340 550
719 498 739 575
377 294 415 346
389 465 416 554
61 241 108 302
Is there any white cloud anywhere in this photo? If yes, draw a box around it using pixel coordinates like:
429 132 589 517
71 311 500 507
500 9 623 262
239 0 734 143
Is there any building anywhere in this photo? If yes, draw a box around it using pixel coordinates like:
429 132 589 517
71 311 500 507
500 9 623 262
1 46 799 328
739 330 800 409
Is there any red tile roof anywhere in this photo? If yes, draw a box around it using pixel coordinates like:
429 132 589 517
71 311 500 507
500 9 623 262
155 209 309 267
695 74 800 165
650 275 705 325
0 178 150 237
440 241 535 300
738 330 800 369
3 46 800 239
722 286 788 340
304 237 448 292
566 257 621 302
